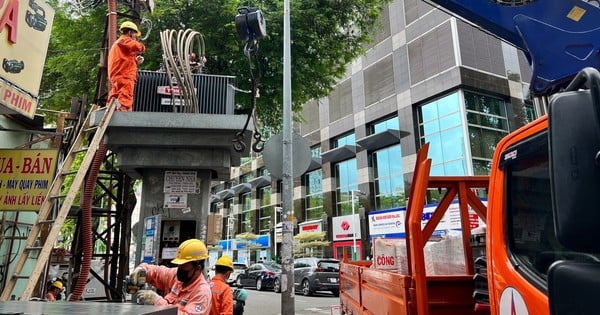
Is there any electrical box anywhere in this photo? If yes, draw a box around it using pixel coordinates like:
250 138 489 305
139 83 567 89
162 221 181 242
158 220 197 265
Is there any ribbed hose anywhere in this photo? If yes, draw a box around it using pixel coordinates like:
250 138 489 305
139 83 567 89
69 142 107 301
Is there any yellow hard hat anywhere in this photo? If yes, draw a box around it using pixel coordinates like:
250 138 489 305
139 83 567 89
119 21 141 37
171 239 209 264
51 281 63 290
215 256 234 271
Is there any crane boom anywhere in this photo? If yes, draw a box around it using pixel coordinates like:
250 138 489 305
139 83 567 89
426 0 600 95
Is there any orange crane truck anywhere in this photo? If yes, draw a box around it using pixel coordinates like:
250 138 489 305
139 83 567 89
340 1 600 314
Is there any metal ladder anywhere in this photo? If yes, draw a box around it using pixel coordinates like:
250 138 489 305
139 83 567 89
0 102 117 301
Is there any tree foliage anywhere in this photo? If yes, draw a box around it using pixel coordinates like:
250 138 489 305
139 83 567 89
39 0 106 122
40 0 392 129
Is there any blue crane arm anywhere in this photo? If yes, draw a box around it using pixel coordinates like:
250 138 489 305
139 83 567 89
427 0 600 95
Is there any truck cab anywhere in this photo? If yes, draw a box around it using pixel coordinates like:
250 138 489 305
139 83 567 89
339 68 600 315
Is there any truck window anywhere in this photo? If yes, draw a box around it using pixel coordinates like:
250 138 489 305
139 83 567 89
502 132 600 290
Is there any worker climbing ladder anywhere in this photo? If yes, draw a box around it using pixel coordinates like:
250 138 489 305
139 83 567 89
0 101 117 301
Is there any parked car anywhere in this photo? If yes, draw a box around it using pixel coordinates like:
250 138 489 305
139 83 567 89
291 257 339 296
207 262 247 285
235 262 281 291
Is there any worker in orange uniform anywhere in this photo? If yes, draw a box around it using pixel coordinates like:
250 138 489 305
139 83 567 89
107 21 145 112
209 256 234 315
45 280 63 301
129 239 212 315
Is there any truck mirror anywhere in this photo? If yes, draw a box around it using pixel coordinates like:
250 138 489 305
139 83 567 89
548 67 600 252
548 261 600 315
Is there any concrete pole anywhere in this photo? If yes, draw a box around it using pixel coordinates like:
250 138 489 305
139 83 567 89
281 0 295 313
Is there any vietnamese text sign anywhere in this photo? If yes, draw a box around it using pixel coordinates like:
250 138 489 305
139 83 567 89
164 193 187 208
368 209 405 236
0 149 58 210
1 0 55 118
163 170 197 193
368 201 488 239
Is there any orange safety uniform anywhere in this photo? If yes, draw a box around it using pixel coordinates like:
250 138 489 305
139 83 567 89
140 263 212 315
107 35 145 111
209 275 233 315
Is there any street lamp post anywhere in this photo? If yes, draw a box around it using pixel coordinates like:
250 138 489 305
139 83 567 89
226 215 235 255
351 190 363 260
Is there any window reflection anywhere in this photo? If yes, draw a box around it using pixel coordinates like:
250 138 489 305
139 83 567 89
304 169 324 220
335 159 358 216
418 90 509 176
372 145 405 209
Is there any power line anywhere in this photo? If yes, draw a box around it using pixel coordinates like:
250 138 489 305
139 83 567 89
47 47 107 53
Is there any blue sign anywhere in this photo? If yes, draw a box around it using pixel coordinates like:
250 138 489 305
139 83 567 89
143 216 158 263
218 234 270 250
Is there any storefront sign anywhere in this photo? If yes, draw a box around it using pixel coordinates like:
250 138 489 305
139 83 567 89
0 149 57 210
1 0 55 118
332 214 361 241
299 219 322 232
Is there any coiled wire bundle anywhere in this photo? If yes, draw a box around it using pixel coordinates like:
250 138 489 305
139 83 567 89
159 29 206 113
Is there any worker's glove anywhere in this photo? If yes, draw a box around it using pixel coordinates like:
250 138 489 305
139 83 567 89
136 55 144 65
129 266 145 286
137 290 161 305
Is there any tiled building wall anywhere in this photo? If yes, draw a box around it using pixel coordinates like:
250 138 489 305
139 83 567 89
210 0 538 260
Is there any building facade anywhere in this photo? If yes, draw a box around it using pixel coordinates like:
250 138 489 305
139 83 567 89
209 0 542 263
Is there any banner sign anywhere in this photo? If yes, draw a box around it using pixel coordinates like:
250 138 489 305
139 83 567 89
1 0 55 118
0 149 58 210
368 200 488 239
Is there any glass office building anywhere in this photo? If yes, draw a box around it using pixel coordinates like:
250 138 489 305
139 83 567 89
210 0 542 261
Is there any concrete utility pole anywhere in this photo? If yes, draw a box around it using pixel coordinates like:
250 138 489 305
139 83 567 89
281 0 295 313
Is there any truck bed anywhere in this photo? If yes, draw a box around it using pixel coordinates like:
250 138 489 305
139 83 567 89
340 260 489 315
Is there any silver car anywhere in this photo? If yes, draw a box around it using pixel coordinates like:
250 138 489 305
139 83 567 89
292 257 339 296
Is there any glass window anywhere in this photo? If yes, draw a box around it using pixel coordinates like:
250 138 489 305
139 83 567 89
241 193 254 233
334 133 356 147
503 133 599 290
523 102 536 124
372 116 400 134
305 169 324 221
465 91 509 175
241 173 254 183
372 145 405 209
335 159 358 216
258 186 272 234
418 92 467 175
311 146 321 158
210 202 218 213
418 90 509 176
257 168 269 176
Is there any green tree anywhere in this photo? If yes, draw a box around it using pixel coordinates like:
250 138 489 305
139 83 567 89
41 0 392 128
39 0 106 122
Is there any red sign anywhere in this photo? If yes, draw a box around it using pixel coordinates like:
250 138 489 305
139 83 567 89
157 86 182 96
301 224 319 232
